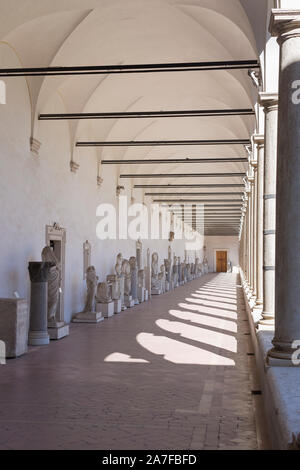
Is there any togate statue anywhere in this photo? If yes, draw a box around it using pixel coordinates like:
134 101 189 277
41 246 61 323
84 266 98 313
122 259 131 296
158 264 166 293
115 253 123 277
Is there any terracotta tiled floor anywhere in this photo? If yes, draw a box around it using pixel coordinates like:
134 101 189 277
0 273 259 450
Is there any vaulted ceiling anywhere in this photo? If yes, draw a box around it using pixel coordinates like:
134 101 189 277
0 0 269 235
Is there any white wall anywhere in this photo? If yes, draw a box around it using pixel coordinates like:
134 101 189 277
205 236 239 273
0 43 204 323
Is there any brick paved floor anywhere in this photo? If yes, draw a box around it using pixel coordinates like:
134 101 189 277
0 273 260 450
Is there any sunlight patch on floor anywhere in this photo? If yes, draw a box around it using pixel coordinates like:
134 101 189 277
178 302 238 319
104 353 149 363
156 319 237 353
169 309 237 333
136 333 235 366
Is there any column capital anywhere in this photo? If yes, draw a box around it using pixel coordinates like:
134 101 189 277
28 262 53 283
269 9 300 38
259 92 278 111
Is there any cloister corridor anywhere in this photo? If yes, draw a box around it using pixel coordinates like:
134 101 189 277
0 274 269 450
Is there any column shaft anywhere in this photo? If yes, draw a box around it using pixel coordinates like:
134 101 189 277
268 10 300 364
253 136 265 312
259 93 278 326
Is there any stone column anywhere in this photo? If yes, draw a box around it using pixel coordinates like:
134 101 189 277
251 162 258 306
247 173 254 298
253 135 265 315
241 198 248 283
268 10 300 364
28 262 53 346
258 93 278 326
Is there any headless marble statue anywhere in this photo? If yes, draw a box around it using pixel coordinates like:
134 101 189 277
152 253 162 294
41 246 61 324
129 256 139 304
115 253 125 309
158 264 166 294
122 259 131 297
84 266 98 312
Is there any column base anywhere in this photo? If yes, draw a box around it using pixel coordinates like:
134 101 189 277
28 330 50 346
267 348 300 367
249 295 257 309
258 312 275 328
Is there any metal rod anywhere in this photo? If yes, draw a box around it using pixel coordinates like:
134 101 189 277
101 157 248 164
39 109 254 120
0 60 260 77
121 173 246 179
77 139 250 147
153 199 241 203
135 184 244 188
145 192 243 196
154 200 242 204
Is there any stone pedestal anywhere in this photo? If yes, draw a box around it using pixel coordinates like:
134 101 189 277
114 299 122 314
97 301 114 318
48 321 70 339
124 295 134 308
73 311 104 323
28 262 53 346
0 298 29 358
138 287 145 303
151 288 162 296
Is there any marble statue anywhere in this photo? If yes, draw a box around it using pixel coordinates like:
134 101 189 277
107 274 120 300
122 259 132 297
188 263 191 281
84 266 98 312
203 256 209 274
138 269 146 303
164 258 171 288
151 253 162 294
138 269 145 289
145 248 151 300
73 266 103 323
41 246 61 323
158 264 166 294
115 253 126 310
96 281 112 304
177 256 181 283
195 258 201 278
129 256 139 304
136 239 143 270
173 256 179 287
115 253 123 277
